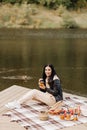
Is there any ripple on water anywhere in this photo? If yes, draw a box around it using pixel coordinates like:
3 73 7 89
1 75 33 80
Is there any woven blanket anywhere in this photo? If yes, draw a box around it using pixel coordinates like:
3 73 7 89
3 96 87 130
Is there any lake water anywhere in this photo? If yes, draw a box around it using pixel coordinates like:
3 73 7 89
0 29 87 97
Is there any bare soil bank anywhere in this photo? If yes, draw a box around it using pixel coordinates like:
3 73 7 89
0 3 87 28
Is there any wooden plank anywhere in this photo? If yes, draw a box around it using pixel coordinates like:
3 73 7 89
0 85 30 114
0 85 29 103
0 86 28 130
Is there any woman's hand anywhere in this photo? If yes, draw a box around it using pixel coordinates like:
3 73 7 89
39 83 46 89
38 78 46 90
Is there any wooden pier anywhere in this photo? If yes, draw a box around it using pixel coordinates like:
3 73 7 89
0 85 87 130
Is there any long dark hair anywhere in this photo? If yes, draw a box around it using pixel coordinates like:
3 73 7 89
42 64 56 82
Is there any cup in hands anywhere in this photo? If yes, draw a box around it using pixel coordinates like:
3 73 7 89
38 78 45 89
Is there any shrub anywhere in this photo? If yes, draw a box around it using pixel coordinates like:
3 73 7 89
1 0 22 4
55 5 66 16
77 0 87 8
62 12 78 28
0 0 87 9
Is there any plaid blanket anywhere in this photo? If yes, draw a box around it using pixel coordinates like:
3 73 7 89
3 96 87 130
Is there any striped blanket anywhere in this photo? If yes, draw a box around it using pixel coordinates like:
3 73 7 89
3 96 87 130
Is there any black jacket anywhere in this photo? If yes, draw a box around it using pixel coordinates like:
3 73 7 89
39 75 63 102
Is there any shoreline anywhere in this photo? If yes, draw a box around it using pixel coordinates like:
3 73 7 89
0 28 87 40
0 3 87 29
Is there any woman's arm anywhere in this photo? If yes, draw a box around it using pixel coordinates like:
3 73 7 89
38 78 46 92
46 79 62 96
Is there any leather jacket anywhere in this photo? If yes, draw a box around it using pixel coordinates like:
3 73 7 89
39 75 63 102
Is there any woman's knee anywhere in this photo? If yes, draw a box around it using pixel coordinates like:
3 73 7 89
31 89 38 92
30 89 39 95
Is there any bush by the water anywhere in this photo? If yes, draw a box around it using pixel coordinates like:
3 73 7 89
0 0 87 9
62 12 79 28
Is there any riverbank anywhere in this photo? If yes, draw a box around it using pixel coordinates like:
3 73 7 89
0 3 87 29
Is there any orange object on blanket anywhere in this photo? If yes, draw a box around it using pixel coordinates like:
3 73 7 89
48 109 61 115
60 110 65 120
48 101 64 115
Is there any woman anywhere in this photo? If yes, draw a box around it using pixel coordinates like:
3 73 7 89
18 64 63 105
6 64 63 109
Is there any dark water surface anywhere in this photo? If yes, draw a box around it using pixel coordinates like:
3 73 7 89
0 29 87 97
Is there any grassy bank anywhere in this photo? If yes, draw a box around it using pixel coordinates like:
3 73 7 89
0 3 87 28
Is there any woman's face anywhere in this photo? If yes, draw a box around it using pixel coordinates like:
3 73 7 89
45 66 52 77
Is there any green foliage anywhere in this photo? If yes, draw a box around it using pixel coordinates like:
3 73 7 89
0 0 87 9
56 0 72 8
70 0 87 8
56 5 66 16
26 0 87 9
1 0 22 4
36 0 72 9
25 0 38 4
77 0 87 8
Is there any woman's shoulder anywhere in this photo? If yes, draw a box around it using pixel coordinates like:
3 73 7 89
53 75 60 80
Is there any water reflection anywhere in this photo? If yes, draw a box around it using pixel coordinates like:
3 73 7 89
0 29 87 97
